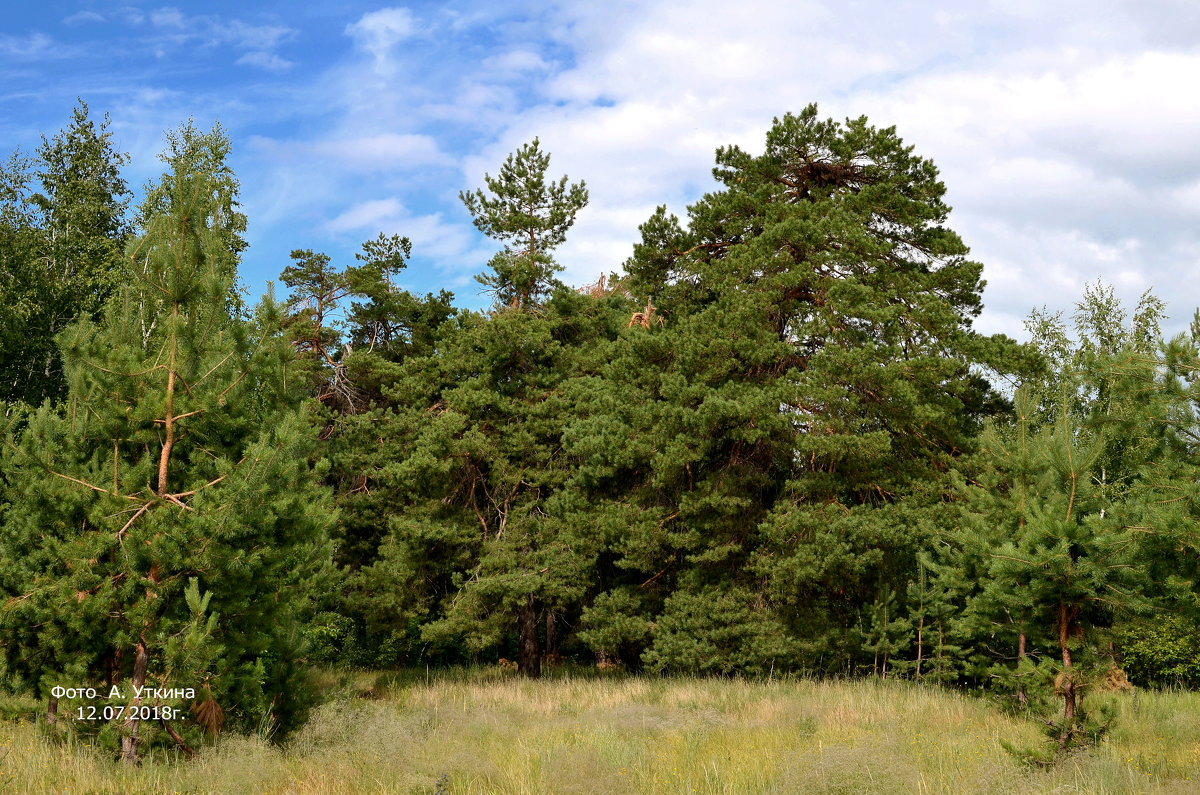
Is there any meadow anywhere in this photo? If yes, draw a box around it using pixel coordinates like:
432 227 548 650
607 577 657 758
2 669 1199 794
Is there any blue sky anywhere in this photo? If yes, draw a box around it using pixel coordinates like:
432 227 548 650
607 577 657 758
4 1 1200 337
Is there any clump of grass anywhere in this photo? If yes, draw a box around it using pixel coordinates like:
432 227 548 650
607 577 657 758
1 672 1198 793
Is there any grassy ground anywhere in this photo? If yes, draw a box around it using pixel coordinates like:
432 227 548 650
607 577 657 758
2 669 1199 794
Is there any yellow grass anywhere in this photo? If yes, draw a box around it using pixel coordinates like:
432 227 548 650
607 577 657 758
2 671 1199 793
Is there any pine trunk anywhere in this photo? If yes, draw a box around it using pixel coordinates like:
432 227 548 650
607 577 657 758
915 614 924 680
545 609 558 656
120 640 149 765
1058 603 1076 751
1017 632 1027 708
517 595 541 679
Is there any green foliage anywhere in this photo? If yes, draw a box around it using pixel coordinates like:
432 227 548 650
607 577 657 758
13 103 1200 770
279 233 455 411
641 587 797 675
578 589 654 665
570 103 1022 676
383 291 622 676
1115 615 1200 687
0 165 332 760
964 387 1148 708
136 118 246 267
1001 699 1117 768
0 101 131 406
136 119 248 316
460 138 588 309
858 585 913 679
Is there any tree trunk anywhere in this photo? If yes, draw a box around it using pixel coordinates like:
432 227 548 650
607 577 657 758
545 608 558 657
915 614 924 680
1017 632 1027 708
936 619 944 677
121 639 148 765
110 646 124 689
517 594 541 679
47 695 58 726
1058 602 1076 751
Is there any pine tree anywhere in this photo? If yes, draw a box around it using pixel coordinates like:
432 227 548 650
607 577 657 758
136 119 248 315
0 167 331 762
573 105 1022 674
327 142 598 678
964 387 1148 752
280 247 357 407
460 138 587 310
382 290 620 678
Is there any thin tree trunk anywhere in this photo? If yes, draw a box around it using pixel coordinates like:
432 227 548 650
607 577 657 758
936 619 944 677
1017 632 1027 708
47 695 58 726
120 639 149 765
157 362 175 495
157 303 178 497
517 594 541 679
915 615 924 680
545 609 558 657
110 646 124 689
1058 602 1076 751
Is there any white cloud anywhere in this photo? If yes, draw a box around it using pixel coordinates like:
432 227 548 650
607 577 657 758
326 198 407 233
324 133 451 169
0 32 58 60
143 7 296 62
236 51 294 73
85 0 1200 326
482 49 550 75
345 8 417 69
417 0 1200 335
223 20 293 51
150 7 185 29
249 132 451 172
63 10 105 26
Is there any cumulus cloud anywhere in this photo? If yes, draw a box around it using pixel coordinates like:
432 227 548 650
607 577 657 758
418 0 1200 334
70 0 1194 325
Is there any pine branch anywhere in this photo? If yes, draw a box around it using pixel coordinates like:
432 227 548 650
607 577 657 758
48 468 141 501
117 501 153 541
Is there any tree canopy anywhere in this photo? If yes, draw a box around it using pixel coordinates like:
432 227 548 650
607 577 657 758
4 101 1200 765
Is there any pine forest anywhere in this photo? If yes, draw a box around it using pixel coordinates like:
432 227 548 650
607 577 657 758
3 101 1200 789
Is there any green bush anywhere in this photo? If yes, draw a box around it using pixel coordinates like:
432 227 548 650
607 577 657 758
1114 615 1200 687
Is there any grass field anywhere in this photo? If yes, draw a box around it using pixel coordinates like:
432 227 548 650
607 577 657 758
2 669 1199 793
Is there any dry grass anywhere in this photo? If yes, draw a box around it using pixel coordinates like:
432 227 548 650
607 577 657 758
2 671 1199 793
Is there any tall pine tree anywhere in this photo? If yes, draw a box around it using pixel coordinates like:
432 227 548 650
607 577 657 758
0 166 331 762
575 104 1023 673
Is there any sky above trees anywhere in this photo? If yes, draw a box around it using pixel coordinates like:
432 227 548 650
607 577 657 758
2 0 1197 337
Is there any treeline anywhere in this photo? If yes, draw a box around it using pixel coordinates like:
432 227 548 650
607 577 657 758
3 102 1200 762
